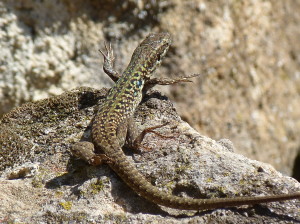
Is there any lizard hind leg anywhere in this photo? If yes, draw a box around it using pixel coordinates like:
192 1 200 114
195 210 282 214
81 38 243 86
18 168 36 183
126 118 174 152
71 141 113 166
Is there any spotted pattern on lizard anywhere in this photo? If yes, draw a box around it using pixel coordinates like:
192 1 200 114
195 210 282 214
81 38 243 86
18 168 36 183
72 32 300 210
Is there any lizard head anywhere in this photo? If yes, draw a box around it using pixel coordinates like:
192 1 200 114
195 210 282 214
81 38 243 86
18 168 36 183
129 32 172 79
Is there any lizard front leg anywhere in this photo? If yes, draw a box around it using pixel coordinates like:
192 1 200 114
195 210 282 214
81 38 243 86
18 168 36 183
99 42 121 82
144 73 202 91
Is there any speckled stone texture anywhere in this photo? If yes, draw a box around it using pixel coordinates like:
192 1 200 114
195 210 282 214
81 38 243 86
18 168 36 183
0 87 299 223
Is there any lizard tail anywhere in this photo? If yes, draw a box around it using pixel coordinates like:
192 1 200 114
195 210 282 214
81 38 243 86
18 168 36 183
108 148 300 210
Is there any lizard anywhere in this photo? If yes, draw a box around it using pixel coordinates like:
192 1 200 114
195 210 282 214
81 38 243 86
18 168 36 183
71 32 300 210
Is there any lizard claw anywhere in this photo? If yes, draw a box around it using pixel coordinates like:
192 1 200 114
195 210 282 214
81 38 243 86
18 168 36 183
99 42 115 62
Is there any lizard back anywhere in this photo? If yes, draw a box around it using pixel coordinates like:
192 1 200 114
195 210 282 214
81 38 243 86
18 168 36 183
87 33 300 210
92 33 171 150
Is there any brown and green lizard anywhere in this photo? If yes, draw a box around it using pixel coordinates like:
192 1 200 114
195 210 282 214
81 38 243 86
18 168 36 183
72 32 300 210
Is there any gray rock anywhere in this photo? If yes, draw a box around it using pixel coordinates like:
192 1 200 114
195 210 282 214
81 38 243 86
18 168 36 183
1 0 300 176
0 87 299 223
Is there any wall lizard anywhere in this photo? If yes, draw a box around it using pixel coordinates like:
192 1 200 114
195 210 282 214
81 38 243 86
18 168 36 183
72 32 300 210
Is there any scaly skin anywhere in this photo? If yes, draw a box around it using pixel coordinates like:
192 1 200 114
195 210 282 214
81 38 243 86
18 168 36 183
72 33 300 210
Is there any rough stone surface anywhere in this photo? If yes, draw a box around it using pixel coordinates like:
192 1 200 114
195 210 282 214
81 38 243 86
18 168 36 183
0 87 299 223
0 0 299 186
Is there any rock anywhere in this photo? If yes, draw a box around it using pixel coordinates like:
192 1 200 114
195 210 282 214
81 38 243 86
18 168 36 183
0 87 299 223
1 1 300 175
